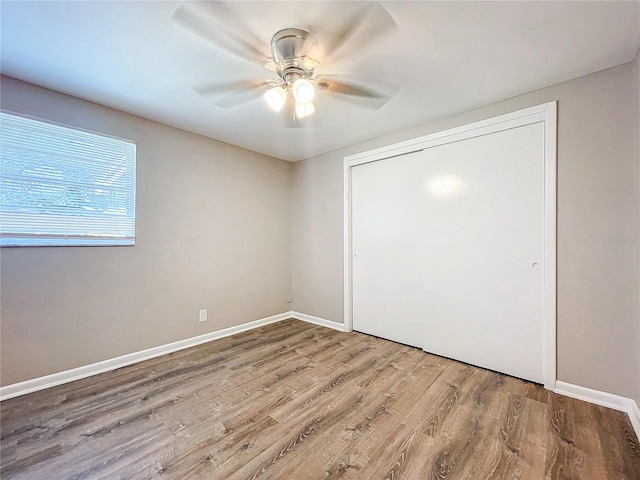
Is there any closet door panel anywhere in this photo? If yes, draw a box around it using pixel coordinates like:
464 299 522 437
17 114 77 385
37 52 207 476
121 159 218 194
351 150 426 348
351 122 545 383
419 123 544 383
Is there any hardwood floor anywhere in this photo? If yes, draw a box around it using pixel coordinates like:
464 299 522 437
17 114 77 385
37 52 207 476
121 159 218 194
1 319 639 479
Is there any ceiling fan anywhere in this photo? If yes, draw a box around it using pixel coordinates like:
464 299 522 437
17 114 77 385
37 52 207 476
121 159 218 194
172 1 398 126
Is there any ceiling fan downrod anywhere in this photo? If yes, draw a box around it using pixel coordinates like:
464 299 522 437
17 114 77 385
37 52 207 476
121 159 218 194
270 28 317 80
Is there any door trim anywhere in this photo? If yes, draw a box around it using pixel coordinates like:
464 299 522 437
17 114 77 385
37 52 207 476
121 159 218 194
343 101 557 389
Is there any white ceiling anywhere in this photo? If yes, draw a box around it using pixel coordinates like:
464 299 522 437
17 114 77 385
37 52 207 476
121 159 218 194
1 1 639 162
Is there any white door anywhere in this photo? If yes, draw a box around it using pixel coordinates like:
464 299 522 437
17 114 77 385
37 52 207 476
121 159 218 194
351 122 545 383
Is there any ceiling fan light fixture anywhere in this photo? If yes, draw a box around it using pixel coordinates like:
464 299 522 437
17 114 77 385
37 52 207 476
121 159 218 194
295 100 315 119
292 78 315 103
263 86 287 112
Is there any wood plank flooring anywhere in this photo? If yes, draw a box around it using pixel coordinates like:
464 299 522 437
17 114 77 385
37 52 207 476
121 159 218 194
1 319 639 479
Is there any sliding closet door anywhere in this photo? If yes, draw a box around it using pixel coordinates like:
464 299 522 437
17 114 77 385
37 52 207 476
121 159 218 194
351 122 545 383
351 150 428 348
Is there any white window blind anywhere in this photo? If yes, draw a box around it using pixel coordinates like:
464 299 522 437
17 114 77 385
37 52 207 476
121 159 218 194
0 111 136 246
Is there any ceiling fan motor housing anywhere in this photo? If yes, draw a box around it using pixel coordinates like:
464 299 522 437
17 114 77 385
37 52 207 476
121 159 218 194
270 28 317 84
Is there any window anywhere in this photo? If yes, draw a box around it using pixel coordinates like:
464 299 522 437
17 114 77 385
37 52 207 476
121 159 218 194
1 111 136 246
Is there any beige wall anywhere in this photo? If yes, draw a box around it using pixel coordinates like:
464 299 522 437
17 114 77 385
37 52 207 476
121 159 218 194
2 61 638 401
0 76 293 386
292 63 639 399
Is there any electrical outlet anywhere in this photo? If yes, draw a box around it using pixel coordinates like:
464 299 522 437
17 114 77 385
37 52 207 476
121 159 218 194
199 309 208 322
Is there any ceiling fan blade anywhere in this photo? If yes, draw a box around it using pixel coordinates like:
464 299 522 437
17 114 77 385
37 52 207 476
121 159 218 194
194 80 278 109
314 75 398 110
318 2 371 60
315 1 397 64
172 4 267 65
197 2 266 52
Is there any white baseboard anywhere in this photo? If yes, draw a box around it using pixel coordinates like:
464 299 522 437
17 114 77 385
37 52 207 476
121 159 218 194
630 401 640 440
0 310 348 401
0 312 291 401
291 311 346 332
555 381 640 440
